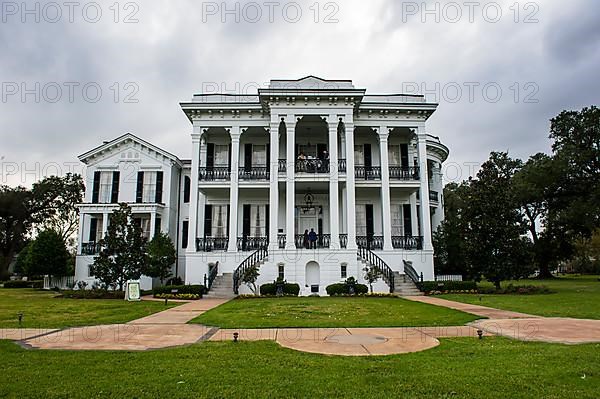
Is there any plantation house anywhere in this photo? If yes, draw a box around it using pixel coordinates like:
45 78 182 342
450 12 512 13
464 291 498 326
74 77 448 295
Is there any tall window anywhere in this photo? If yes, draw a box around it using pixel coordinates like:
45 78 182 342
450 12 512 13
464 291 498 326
212 205 228 237
278 264 285 280
251 205 267 236
142 172 157 203
252 145 267 166
388 145 401 166
214 145 229 166
134 217 151 239
356 204 367 236
354 145 364 166
98 172 112 203
391 204 404 235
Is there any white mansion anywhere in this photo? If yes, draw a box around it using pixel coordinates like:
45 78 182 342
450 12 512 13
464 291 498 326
74 76 449 295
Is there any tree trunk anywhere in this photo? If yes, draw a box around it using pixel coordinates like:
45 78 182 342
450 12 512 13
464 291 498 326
537 263 554 279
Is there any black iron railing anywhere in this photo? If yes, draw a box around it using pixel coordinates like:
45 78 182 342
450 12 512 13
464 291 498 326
199 167 231 181
356 235 384 250
238 167 269 181
205 262 218 290
277 234 286 249
295 159 329 173
391 236 423 250
339 234 348 249
81 242 102 255
389 166 420 180
278 159 287 173
196 236 228 252
403 260 423 285
233 246 268 294
337 159 347 173
355 166 381 180
294 233 331 249
429 191 439 202
237 236 268 251
357 246 395 293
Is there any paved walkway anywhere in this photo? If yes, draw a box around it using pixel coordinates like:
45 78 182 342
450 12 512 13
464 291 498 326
3 295 599 355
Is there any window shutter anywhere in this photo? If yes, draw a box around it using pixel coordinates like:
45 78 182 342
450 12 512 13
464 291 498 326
183 176 191 203
228 143 232 170
182 221 189 249
110 171 120 203
363 144 372 168
204 204 212 237
91 171 101 203
266 144 270 169
226 204 230 236
89 218 98 242
206 143 215 169
136 171 144 203
155 171 164 203
403 204 412 236
244 144 252 171
265 204 269 239
400 144 409 168
154 217 161 237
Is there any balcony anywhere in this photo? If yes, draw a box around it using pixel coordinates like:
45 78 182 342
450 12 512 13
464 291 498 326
356 235 384 250
391 236 423 250
294 233 331 249
196 236 228 251
295 159 329 174
81 242 101 255
237 236 268 251
389 166 420 180
278 159 286 173
337 159 346 173
238 167 269 181
198 167 231 181
355 166 381 180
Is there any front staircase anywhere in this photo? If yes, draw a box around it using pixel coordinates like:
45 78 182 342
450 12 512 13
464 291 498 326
392 271 423 296
203 272 236 299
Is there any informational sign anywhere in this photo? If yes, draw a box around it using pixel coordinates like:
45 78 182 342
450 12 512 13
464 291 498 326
125 280 141 301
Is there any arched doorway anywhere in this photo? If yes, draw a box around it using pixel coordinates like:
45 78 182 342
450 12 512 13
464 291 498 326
305 261 320 293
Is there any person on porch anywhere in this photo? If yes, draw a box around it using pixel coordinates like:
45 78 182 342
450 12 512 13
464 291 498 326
308 228 318 249
303 229 310 249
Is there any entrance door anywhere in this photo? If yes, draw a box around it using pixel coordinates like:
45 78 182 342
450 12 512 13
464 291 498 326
306 261 320 293
365 204 374 249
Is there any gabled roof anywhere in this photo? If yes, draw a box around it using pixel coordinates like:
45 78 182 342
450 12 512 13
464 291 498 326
78 133 183 167
268 75 355 89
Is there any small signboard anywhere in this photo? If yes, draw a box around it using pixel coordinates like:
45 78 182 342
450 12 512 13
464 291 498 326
125 280 141 301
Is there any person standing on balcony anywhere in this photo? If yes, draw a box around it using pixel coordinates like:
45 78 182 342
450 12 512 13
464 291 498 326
308 228 317 249
303 229 310 249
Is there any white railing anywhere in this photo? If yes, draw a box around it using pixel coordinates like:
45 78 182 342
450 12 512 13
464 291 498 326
43 275 75 290
435 275 463 282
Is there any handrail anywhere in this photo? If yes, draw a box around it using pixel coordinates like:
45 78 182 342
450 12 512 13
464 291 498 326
232 246 268 294
207 262 218 290
403 260 423 285
357 245 395 293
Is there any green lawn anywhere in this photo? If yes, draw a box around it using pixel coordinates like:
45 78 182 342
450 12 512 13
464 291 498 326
1 338 598 398
441 275 600 319
0 289 175 329
192 296 481 328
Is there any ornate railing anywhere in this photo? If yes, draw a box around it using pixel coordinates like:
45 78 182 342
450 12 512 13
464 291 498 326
337 159 347 173
355 166 381 180
278 159 287 173
295 159 329 173
357 246 395 293
81 242 101 255
391 236 423 250
294 233 330 249
389 166 420 180
237 236 268 251
196 236 228 252
238 167 269 180
198 167 231 181
429 191 439 202
233 246 268 294
339 234 348 249
356 235 384 250
403 260 423 285
205 262 218 290
277 234 286 249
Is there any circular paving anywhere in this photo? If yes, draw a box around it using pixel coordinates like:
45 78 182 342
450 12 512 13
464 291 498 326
325 334 387 345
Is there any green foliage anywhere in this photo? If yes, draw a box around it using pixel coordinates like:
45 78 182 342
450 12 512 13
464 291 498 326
259 281 300 296
362 265 381 293
13 242 32 276
418 281 477 293
26 230 70 277
153 284 204 297
155 293 200 300
477 284 553 295
569 229 600 274
2 280 35 288
241 264 260 295
60 289 126 299
325 281 369 296
144 233 176 283
90 204 148 291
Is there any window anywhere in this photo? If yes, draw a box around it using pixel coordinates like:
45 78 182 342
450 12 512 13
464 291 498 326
182 221 189 249
251 205 267 237
356 204 367 236
354 145 364 165
341 264 347 279
214 145 229 166
98 172 112 203
252 145 267 166
388 145 401 166
278 264 285 280
95 219 104 241
212 205 228 237
391 204 404 235
142 172 157 203
183 176 191 203
134 217 151 239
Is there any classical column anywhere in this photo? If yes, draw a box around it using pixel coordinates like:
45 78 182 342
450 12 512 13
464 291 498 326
328 116 340 249
410 192 418 236
269 120 279 250
417 128 433 250
227 127 241 252
379 127 393 250
345 121 357 250
150 212 156 239
102 212 109 238
187 133 201 252
197 136 207 239
285 116 296 249
77 212 85 254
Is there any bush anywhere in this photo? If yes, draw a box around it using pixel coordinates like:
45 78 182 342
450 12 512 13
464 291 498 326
326 282 369 296
418 281 477 293
60 290 125 299
259 281 300 296
155 293 200 300
3 280 33 288
153 285 204 298
166 276 183 286
478 284 554 295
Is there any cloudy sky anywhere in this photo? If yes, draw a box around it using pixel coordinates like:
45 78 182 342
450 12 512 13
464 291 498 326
1 0 598 186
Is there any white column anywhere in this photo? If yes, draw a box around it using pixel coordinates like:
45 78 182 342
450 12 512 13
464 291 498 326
379 127 393 250
77 213 85 254
417 129 433 250
269 121 280 250
285 116 296 249
227 127 241 252
150 212 156 239
102 212 109 238
345 121 357 250
328 116 340 249
197 136 207 240
187 133 201 252
410 192 418 235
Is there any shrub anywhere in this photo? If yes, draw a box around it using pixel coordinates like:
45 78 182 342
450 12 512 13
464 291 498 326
478 284 553 295
259 281 300 296
418 281 477 293
154 293 200 300
153 285 204 298
166 276 183 286
3 280 33 288
326 282 369 296
59 290 126 299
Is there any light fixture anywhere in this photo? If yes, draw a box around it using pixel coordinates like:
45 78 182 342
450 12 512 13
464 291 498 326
301 188 315 213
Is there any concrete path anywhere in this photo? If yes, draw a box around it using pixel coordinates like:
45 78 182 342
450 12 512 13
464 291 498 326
404 295 539 319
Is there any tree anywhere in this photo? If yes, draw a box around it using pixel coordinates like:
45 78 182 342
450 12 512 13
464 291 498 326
90 204 147 290
363 264 381 293
26 230 69 277
13 241 32 276
241 264 260 295
145 233 176 284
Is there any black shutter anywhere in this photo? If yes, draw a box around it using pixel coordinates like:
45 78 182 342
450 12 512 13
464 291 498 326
226 204 230 236
182 221 189 249
155 171 164 203
364 144 372 168
136 171 144 203
266 144 270 169
89 218 98 242
366 204 374 250
183 176 190 203
228 143 232 171
204 204 212 237
154 217 161 237
403 204 412 236
244 144 252 171
265 204 269 239
91 171 101 203
400 144 409 168
206 143 215 170
110 171 120 203
317 143 327 160
242 205 251 237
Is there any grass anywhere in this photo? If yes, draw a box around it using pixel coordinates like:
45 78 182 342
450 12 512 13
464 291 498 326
0 289 175 329
440 275 600 319
192 296 481 328
1 338 599 398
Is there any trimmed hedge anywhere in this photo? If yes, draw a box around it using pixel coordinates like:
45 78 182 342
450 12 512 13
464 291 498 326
326 282 369 296
2 280 42 289
60 290 125 299
153 284 204 298
259 282 301 296
418 281 477 293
